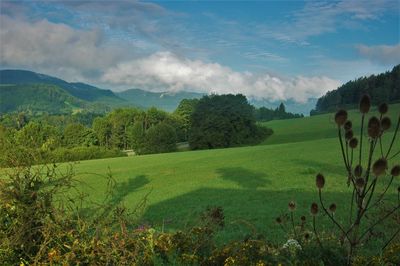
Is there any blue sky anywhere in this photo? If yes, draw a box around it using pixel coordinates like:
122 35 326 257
0 0 399 103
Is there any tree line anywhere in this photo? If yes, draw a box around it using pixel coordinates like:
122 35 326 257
0 94 282 166
311 64 400 115
255 102 304 122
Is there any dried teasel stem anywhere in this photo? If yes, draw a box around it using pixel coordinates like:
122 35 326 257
361 140 377 197
312 215 323 248
318 189 350 243
385 115 400 159
358 204 400 242
366 175 394 212
290 211 298 240
349 187 356 224
358 112 366 166
338 127 351 175
382 228 400 251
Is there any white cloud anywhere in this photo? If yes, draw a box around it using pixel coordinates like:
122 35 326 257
254 0 397 45
102 52 340 103
357 44 400 65
0 15 132 81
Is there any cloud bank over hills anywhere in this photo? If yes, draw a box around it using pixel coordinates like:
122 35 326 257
1 0 398 104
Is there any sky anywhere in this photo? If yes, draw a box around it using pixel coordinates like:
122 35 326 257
0 0 399 103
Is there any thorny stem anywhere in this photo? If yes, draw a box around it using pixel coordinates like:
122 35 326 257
358 204 400 242
385 115 400 159
350 148 354 169
388 150 400 160
382 228 400 251
318 189 351 243
346 140 350 168
379 114 384 157
359 114 365 166
362 178 377 216
312 216 323 248
290 212 298 240
338 127 351 175
361 140 376 198
365 175 394 212
349 188 355 224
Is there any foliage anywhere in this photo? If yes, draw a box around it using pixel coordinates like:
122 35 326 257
255 102 304 122
0 83 88 114
311 64 400 115
63 122 97 147
49 146 126 162
174 98 199 140
278 95 400 264
91 107 183 154
189 94 271 149
0 69 123 105
140 122 177 154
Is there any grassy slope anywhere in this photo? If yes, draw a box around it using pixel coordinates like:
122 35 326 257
261 103 400 145
73 104 400 243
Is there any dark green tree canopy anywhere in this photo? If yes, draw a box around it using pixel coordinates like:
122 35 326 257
189 94 269 149
311 64 400 115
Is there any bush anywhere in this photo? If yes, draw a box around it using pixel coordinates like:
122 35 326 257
50 146 126 162
140 122 177 154
189 94 270 150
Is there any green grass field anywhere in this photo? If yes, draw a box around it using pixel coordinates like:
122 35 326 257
261 103 400 145
71 104 400 245
69 105 400 244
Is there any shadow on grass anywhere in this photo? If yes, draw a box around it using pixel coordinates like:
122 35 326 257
142 187 398 252
142 187 356 243
216 167 270 189
77 175 150 217
108 175 150 206
292 158 345 176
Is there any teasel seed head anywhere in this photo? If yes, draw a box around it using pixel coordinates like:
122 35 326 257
276 217 283 224
354 164 363 177
344 120 352 131
301 216 306 222
381 117 391 131
316 173 325 189
378 103 388 114
288 201 296 211
391 165 400 177
349 137 358 149
335 109 348 126
345 129 354 141
329 203 337 213
368 116 381 138
355 177 365 189
304 232 310 240
359 94 371 114
372 158 388 176
310 202 319 215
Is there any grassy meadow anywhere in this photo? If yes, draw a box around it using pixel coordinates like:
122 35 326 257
71 104 400 244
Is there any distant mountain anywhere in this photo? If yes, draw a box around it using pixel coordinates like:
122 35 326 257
0 83 89 114
249 98 318 116
0 69 125 104
0 69 321 115
116 89 204 112
311 65 400 115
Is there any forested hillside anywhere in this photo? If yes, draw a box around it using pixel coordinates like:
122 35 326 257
0 84 88 114
311 65 400 115
0 69 124 104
